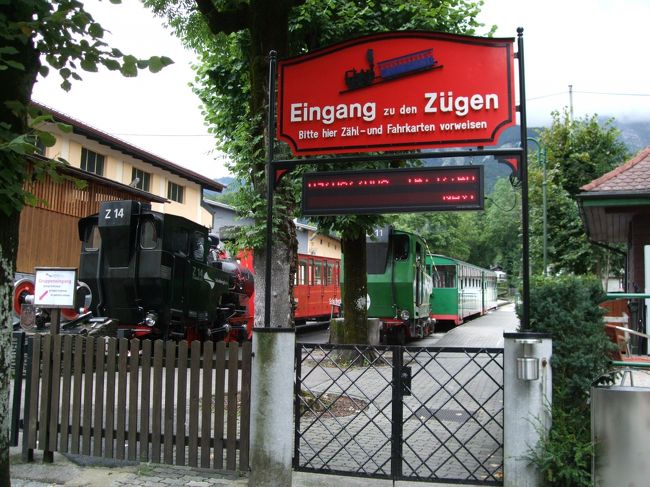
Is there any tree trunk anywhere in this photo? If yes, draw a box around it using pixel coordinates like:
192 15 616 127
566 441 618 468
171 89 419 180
0 2 40 484
341 233 368 343
248 0 298 329
0 212 20 487
253 220 297 328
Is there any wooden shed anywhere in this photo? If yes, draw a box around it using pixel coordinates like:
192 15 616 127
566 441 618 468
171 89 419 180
17 156 166 275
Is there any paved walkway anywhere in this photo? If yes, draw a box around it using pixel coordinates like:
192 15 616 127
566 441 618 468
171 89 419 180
10 449 487 487
10 305 517 487
436 303 520 348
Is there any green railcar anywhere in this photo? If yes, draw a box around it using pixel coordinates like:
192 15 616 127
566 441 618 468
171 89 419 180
365 227 434 344
426 254 498 326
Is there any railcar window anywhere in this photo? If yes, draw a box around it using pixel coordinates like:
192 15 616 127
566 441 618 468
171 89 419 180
312 260 322 285
299 261 308 285
432 265 456 288
140 220 157 249
191 232 205 261
85 224 101 251
172 229 189 257
367 242 390 274
324 262 331 285
393 235 409 260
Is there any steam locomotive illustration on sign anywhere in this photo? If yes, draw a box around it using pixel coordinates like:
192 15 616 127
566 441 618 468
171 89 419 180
344 48 442 92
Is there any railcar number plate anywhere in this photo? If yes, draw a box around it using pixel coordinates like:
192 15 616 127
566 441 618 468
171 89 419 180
99 201 133 226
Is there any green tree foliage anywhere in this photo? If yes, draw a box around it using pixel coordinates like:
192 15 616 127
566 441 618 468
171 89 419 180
523 275 615 487
145 0 489 335
540 110 628 197
1 2 170 483
529 111 628 276
392 212 475 261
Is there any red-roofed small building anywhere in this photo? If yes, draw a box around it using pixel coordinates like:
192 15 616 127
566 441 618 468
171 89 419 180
577 147 650 352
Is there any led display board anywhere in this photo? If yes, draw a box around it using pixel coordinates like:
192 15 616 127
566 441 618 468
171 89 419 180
277 31 516 156
302 165 483 215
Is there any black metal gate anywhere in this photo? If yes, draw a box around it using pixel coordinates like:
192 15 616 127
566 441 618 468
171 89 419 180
294 343 504 485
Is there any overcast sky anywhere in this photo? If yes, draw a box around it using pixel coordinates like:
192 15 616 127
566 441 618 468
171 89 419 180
31 0 650 180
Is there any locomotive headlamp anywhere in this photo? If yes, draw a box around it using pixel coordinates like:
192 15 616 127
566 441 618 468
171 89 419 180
400 310 410 321
144 311 158 327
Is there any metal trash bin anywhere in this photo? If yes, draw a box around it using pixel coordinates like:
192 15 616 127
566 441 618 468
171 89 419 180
591 384 650 486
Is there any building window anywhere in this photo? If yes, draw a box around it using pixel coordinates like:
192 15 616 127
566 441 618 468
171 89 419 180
131 167 151 192
35 138 46 156
167 181 184 203
80 148 104 176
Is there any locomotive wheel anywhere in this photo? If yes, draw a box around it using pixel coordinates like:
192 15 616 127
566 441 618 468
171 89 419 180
13 279 35 316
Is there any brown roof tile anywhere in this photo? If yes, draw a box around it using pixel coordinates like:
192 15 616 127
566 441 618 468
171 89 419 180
581 146 650 192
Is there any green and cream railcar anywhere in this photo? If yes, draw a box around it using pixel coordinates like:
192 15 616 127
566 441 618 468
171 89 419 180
426 254 498 326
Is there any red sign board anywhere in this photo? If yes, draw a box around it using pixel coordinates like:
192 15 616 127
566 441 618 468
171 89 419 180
277 32 516 156
302 165 483 215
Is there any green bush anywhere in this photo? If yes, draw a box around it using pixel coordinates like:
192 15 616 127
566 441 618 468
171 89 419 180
519 275 616 487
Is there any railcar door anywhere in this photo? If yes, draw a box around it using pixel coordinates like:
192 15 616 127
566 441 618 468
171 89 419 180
308 258 324 316
294 258 309 320
136 215 165 309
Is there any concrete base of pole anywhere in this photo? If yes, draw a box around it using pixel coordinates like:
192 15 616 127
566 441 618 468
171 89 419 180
503 332 552 487
250 328 295 487
329 317 381 345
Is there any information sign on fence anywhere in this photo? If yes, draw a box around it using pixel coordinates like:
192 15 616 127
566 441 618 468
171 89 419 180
33 267 77 308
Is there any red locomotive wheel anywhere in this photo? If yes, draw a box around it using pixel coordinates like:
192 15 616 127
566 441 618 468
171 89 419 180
61 307 80 321
13 279 35 316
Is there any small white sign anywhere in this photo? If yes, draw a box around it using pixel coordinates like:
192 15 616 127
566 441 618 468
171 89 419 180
33 268 77 308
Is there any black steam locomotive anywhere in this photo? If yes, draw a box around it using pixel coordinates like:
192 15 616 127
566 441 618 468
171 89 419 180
75 200 253 341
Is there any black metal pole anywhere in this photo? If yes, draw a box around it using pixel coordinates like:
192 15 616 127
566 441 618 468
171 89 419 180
264 51 277 328
517 28 530 330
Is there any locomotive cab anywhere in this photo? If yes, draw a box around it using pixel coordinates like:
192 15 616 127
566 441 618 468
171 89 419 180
360 226 434 344
78 200 231 340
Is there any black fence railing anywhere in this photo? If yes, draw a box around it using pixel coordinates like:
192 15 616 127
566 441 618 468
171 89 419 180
294 343 504 485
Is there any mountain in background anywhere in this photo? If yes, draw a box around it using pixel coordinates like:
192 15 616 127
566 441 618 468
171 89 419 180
614 119 650 153
206 119 650 198
204 176 236 199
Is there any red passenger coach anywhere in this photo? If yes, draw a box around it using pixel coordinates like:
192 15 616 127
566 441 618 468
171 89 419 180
295 254 341 323
235 251 341 340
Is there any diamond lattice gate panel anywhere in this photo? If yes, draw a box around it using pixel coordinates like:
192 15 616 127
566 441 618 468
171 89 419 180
400 347 504 484
294 345 395 479
294 344 503 485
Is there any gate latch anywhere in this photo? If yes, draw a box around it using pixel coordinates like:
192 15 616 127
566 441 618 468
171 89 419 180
400 366 412 396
